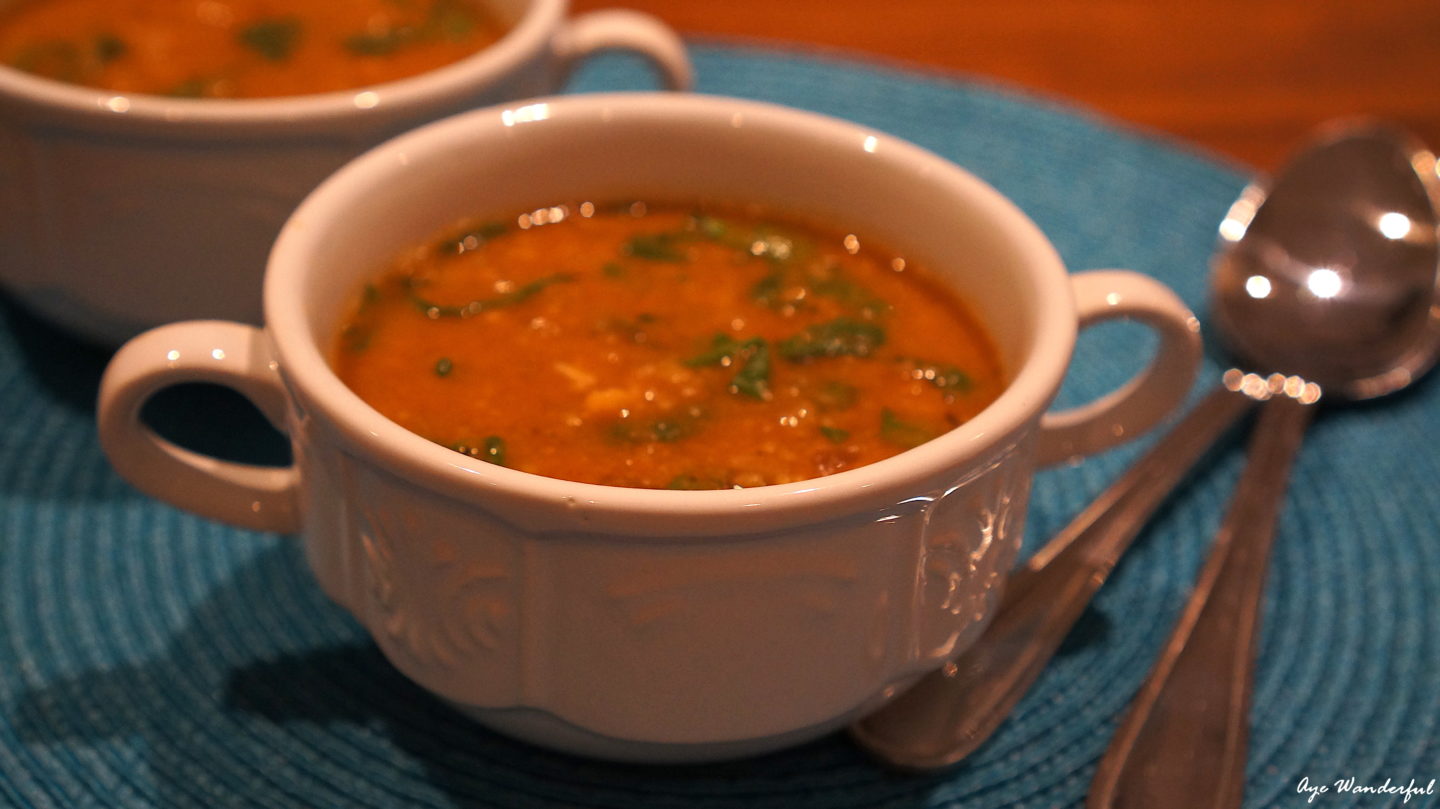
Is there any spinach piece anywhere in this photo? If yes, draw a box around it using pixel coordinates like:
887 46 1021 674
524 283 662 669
339 324 372 353
167 76 217 98
10 34 131 81
649 419 689 442
812 380 859 412
408 272 574 318
12 41 82 81
434 357 453 377
684 333 743 366
702 219 805 273
451 436 506 466
618 216 810 281
749 270 784 308
346 0 479 55
597 314 658 344
430 0 477 39
753 262 889 315
239 18 302 61
812 273 890 316
94 34 126 64
666 473 728 491
685 334 772 399
778 318 886 361
688 215 729 241
622 232 687 262
729 342 771 399
344 28 414 55
608 414 699 444
880 409 938 449
819 425 850 444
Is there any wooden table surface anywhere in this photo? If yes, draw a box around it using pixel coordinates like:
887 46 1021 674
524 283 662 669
571 0 1440 173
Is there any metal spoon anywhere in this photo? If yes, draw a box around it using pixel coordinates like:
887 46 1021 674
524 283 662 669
1086 121 1440 808
849 121 1440 774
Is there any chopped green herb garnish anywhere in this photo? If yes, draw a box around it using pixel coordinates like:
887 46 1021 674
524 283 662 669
340 324 372 352
686 334 772 399
239 18 302 61
10 32 133 81
697 218 808 267
608 412 701 444
688 215 728 241
409 272 574 318
730 342 771 398
813 380 859 412
623 232 687 262
880 409 938 449
652 421 686 442
778 317 886 361
344 28 413 55
749 270 784 307
94 34 127 64
12 40 82 81
346 0 480 55
597 315 658 343
430 0 477 39
752 261 888 315
666 473 728 490
434 357 453 377
167 76 215 97
819 425 850 444
617 216 812 275
601 261 626 278
906 359 974 393
812 273 890 315
684 333 742 366
451 436 506 465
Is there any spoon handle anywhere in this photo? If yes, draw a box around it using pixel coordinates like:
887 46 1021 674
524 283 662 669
1087 393 1315 809
850 382 1255 770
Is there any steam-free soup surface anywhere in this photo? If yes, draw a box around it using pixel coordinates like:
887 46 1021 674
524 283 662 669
332 203 1005 490
0 0 505 98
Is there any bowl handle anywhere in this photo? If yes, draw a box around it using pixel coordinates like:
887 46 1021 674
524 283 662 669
552 9 694 91
97 320 300 534
1036 270 1203 466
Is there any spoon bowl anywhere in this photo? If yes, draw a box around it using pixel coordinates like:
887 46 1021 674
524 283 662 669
1211 122 1440 399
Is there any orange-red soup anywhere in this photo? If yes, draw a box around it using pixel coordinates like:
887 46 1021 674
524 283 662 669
332 203 1006 490
0 0 506 98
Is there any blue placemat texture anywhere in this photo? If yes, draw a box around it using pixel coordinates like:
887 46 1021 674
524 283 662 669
1 43 1437 808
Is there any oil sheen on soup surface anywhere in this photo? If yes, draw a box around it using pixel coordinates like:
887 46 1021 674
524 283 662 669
333 203 1006 490
0 0 505 98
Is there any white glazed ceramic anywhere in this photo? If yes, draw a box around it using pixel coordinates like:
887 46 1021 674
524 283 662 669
0 0 690 346
97 93 1202 763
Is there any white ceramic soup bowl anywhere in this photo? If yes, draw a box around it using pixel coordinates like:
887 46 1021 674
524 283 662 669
0 0 690 346
97 93 1202 763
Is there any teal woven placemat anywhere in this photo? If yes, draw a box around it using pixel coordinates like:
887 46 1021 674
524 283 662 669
2 43 1437 808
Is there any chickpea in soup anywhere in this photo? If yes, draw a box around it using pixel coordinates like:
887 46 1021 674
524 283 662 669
332 203 1006 490
0 0 506 98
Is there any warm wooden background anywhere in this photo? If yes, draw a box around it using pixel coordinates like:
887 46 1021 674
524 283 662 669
571 0 1440 173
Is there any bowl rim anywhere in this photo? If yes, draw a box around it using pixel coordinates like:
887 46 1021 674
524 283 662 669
264 92 1078 533
0 0 564 133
